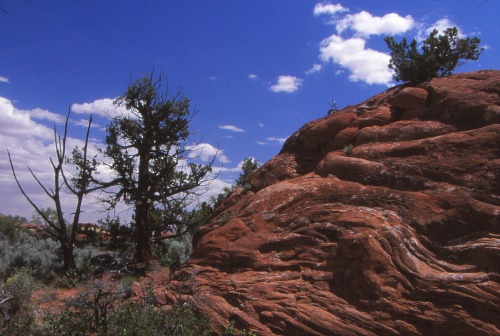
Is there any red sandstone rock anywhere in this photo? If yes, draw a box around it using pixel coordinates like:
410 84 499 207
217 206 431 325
355 120 457 145
328 126 358 151
166 71 500 336
353 106 392 128
392 87 428 110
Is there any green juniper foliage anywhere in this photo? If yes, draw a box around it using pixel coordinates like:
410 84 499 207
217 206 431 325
102 72 215 264
235 157 259 189
385 27 483 84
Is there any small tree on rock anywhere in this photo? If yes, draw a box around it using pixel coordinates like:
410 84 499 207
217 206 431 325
385 27 483 84
235 157 259 189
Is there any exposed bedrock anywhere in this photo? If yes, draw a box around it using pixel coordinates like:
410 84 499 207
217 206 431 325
165 71 500 336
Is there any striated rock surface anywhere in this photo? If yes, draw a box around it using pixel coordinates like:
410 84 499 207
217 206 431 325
165 71 500 336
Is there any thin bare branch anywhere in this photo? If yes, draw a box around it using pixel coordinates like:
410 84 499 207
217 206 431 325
7 150 59 233
27 166 55 198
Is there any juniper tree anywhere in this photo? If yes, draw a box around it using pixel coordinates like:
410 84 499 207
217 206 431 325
102 72 215 263
385 27 483 84
235 157 259 188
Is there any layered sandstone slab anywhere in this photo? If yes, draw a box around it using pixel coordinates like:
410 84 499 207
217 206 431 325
166 71 500 335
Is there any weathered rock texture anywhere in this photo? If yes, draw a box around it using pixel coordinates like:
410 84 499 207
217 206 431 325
165 71 500 335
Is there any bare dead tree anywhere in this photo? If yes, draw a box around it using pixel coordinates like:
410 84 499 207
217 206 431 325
8 108 96 270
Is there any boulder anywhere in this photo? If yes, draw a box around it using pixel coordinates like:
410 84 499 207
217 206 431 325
391 87 428 110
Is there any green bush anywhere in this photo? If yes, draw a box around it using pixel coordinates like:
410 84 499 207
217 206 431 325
343 144 354 156
0 268 39 334
160 234 193 267
40 283 212 336
235 158 259 189
106 301 211 336
385 27 483 84
0 214 26 243
220 321 257 336
0 233 62 282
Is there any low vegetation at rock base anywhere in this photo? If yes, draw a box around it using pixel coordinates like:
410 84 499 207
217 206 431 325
1 264 255 335
0 154 259 335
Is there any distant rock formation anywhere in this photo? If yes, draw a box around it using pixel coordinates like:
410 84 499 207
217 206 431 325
165 71 500 336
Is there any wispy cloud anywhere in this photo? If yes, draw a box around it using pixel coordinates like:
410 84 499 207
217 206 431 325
417 18 462 41
218 124 245 132
267 137 287 144
73 118 101 128
313 2 348 16
306 64 323 75
0 76 9 83
209 76 217 80
248 74 258 80
426 18 457 35
269 75 303 93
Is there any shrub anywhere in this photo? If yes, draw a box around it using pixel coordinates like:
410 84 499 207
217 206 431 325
220 321 257 336
119 275 135 298
41 282 119 335
160 234 193 267
0 232 62 282
106 301 211 336
235 158 259 189
343 144 354 156
0 214 26 243
0 268 39 334
41 283 212 336
385 27 483 84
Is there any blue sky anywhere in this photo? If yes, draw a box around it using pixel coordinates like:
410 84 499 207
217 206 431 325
1 0 498 222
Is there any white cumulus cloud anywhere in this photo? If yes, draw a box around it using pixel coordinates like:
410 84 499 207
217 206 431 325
0 97 53 140
0 76 9 83
319 35 393 85
218 124 245 132
313 2 348 16
187 142 230 163
197 178 231 203
312 4 417 86
269 75 303 93
26 108 66 124
71 98 130 118
336 11 414 37
0 95 107 222
1 95 234 223
248 74 258 80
